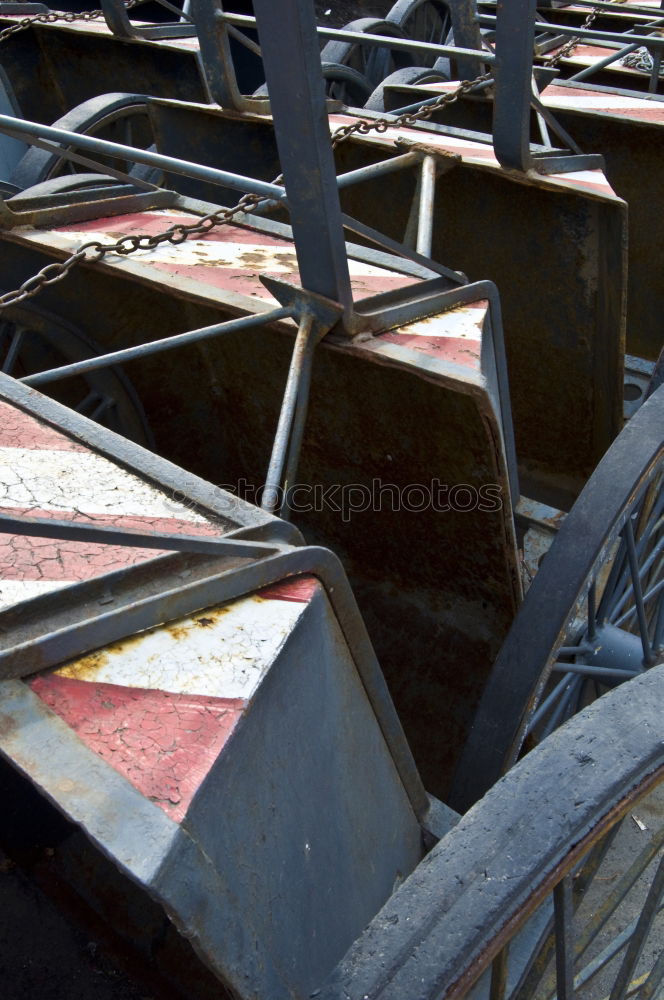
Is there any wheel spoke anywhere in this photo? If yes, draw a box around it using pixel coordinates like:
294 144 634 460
624 517 655 664
535 674 583 740
526 674 576 735
553 877 575 1000
552 661 639 682
570 825 664 967
607 849 664 1000
613 577 664 629
1 325 27 374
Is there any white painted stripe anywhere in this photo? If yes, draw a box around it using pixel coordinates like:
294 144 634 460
55 592 308 699
396 305 485 340
0 447 211 521
57 232 407 280
0 578 67 609
542 94 662 112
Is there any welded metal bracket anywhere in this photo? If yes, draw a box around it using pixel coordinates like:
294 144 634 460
101 0 197 39
190 0 271 114
492 0 605 172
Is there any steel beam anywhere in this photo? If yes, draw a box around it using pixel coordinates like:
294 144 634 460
252 0 353 313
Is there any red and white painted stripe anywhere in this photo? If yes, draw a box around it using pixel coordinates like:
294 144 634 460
0 399 322 823
46 210 487 369
366 298 486 371
0 399 225 610
55 213 420 301
30 575 320 822
329 111 617 198
541 83 664 124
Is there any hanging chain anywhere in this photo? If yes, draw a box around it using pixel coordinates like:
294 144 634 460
545 6 601 68
0 0 143 43
330 69 492 146
0 189 266 308
0 62 493 310
544 0 633 69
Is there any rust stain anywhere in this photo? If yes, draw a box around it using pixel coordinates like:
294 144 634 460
56 648 110 682
196 617 214 628
166 624 190 641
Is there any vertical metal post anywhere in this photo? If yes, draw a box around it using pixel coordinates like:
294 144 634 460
252 0 353 313
492 0 536 171
491 0 603 174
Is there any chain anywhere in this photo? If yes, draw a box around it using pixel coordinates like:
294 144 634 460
544 0 633 69
545 6 600 68
0 70 491 310
0 0 142 43
0 189 267 308
330 69 493 146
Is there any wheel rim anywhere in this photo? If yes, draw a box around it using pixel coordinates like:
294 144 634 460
11 96 161 189
0 303 152 447
527 463 664 744
322 669 664 1000
450 384 664 814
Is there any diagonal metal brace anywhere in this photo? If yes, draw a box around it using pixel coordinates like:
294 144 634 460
259 277 344 518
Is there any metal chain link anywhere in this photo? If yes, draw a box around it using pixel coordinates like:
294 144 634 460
0 66 492 309
544 0 632 69
545 6 601 68
0 0 142 43
330 70 493 146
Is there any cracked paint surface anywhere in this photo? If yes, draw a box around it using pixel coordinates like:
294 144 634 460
49 589 310 699
29 577 319 821
31 676 244 822
0 402 226 609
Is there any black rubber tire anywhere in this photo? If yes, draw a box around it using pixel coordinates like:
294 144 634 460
386 0 453 68
320 18 414 89
319 664 664 1000
365 65 451 111
11 93 159 189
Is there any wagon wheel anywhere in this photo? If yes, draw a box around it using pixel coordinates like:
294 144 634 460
0 302 153 447
449 383 664 814
320 18 414 90
254 62 374 108
321 667 664 1000
386 0 452 68
10 93 162 190
364 65 451 112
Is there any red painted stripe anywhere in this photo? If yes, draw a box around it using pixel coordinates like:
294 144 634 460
0 402 87 452
0 508 224 581
30 676 244 822
258 576 319 603
148 260 412 301
55 214 291 248
375 331 482 369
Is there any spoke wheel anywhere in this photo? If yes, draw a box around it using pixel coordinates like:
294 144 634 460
450 384 664 814
0 302 153 447
320 18 414 89
386 0 452 68
320 667 664 1000
10 93 161 189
